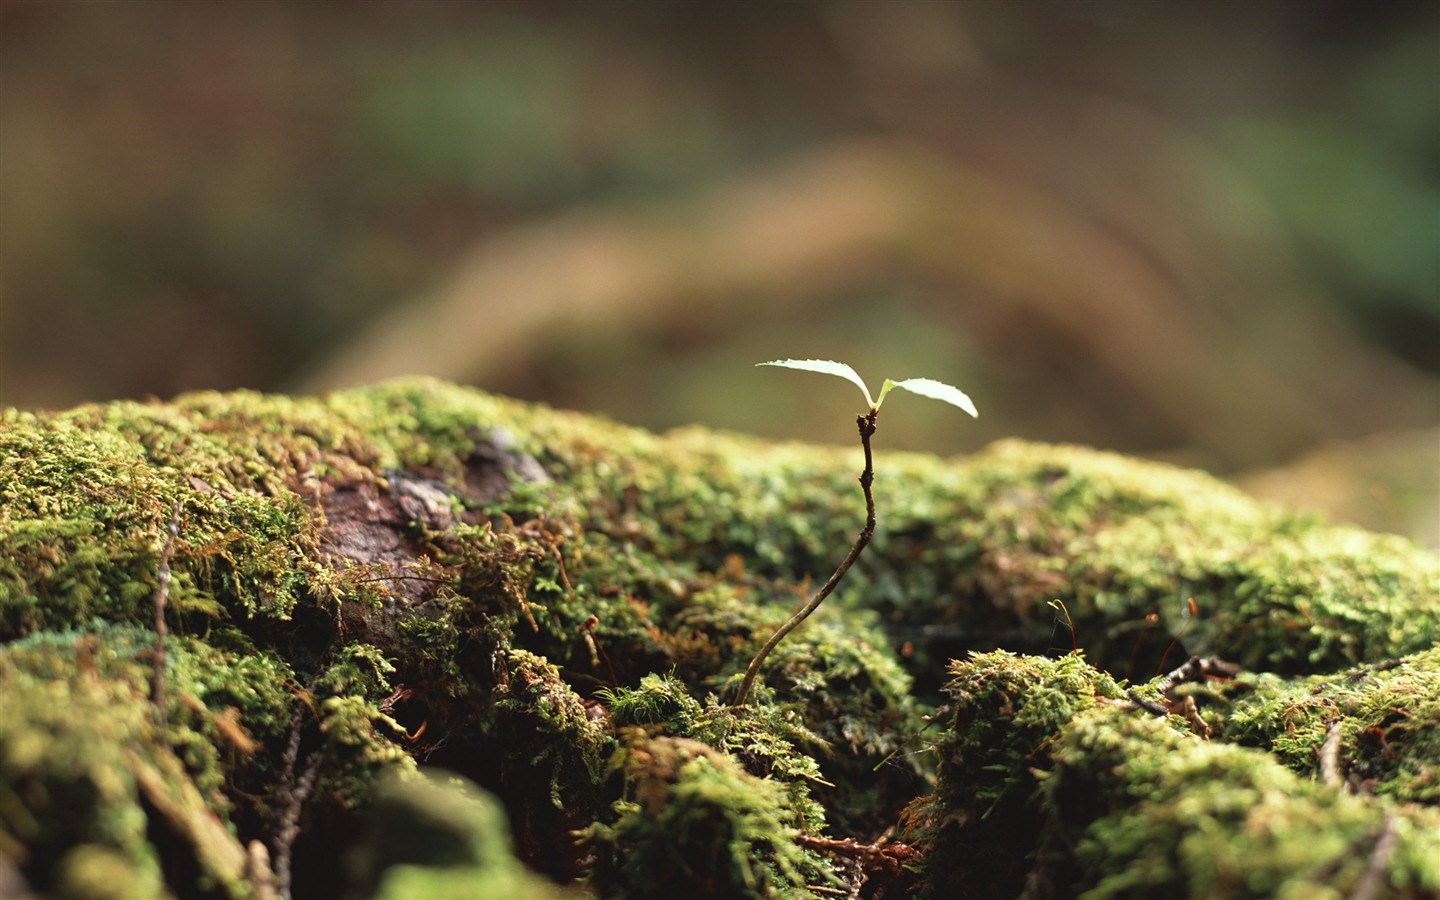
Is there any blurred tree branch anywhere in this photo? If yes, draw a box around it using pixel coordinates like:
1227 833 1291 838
297 137 1433 469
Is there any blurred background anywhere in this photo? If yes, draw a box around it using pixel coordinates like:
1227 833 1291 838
1 0 1436 545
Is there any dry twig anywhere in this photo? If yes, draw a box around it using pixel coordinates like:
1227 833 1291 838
272 709 321 900
1319 719 1344 789
1155 655 1240 696
150 501 181 726
1348 813 1398 900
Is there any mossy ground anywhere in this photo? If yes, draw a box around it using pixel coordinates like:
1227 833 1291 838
2 377 1437 898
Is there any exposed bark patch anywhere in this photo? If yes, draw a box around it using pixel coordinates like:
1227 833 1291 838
464 427 550 506
312 436 551 658
319 475 441 605
317 433 550 606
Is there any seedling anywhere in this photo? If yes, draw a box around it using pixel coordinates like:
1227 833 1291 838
734 359 977 706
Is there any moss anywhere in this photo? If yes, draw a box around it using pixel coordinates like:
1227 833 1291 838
486 648 614 810
354 770 563 900
904 651 1139 897
51 843 162 900
601 674 830 840
1048 710 1440 898
584 734 832 899
0 626 242 898
910 651 1440 899
2 377 1437 897
859 440 1440 679
1223 648 1440 803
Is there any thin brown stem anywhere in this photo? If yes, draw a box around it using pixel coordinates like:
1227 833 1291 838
1319 719 1343 789
1348 813 1397 900
150 501 181 727
735 410 878 706
273 707 320 900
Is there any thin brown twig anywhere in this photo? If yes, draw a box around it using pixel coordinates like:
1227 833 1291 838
1155 655 1241 696
1348 813 1398 900
1154 598 1198 676
1319 719 1344 789
735 410 877 706
1125 689 1169 717
245 840 277 900
273 708 321 900
150 501 181 727
579 615 619 688
795 831 915 895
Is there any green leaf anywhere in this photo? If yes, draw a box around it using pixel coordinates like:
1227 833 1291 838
884 377 978 417
756 359 876 408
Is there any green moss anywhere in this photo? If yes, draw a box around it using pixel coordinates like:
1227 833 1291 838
50 843 162 900
584 734 831 899
486 648 613 811
601 674 829 837
911 651 1440 899
603 673 705 732
1049 710 1440 898
862 440 1440 678
905 651 1138 897
0 626 238 898
354 770 563 900
1223 648 1440 803
2 378 1437 897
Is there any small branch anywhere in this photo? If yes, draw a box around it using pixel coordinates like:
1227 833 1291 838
150 501 181 727
735 411 877 706
1319 719 1344 789
1125 689 1169 717
794 831 915 893
273 708 321 900
1348 813 1398 900
245 840 277 900
1155 655 1240 696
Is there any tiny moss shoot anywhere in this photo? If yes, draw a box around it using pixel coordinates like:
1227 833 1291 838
734 359 977 706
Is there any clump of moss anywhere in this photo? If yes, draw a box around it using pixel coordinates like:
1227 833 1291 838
0 625 248 898
903 650 1137 897
602 672 706 732
352 770 563 900
486 649 613 807
856 441 1440 680
909 650 1440 899
600 673 829 837
1223 648 1440 804
1046 710 1440 898
4 378 1438 898
584 733 831 899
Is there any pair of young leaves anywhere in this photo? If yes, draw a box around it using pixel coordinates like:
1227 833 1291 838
758 359 977 418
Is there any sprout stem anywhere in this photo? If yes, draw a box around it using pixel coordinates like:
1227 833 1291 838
735 409 878 706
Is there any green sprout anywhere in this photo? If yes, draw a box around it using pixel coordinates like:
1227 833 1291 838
734 359 977 706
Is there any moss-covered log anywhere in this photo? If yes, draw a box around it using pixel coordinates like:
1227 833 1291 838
2 378 1436 898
